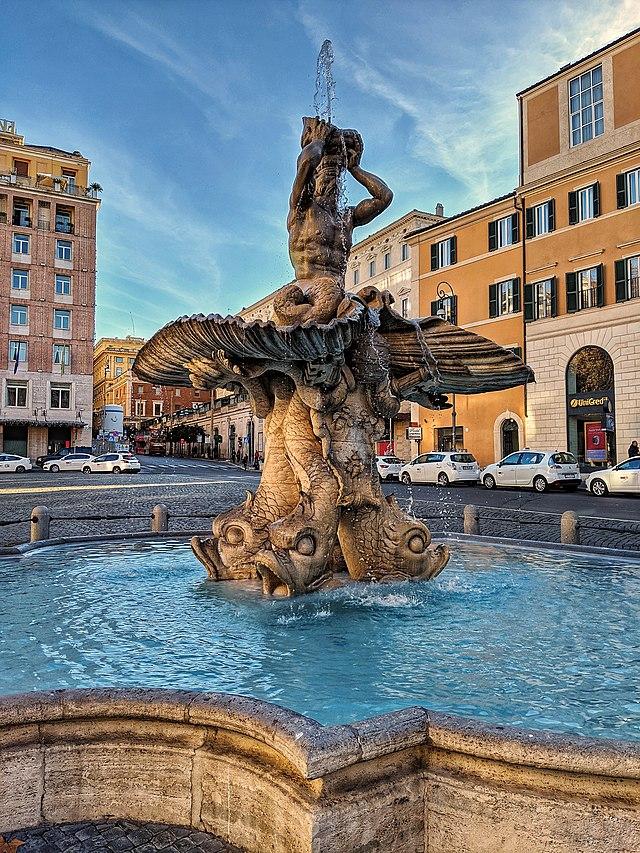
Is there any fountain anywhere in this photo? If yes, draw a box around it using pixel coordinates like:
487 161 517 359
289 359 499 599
134 47 533 596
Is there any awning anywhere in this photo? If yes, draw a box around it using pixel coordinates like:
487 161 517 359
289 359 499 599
0 418 86 428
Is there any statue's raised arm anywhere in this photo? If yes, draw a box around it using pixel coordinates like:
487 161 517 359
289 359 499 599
344 131 393 227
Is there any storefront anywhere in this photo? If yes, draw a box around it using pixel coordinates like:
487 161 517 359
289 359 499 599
566 346 616 468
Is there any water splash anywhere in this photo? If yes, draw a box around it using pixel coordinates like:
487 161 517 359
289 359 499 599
314 39 335 123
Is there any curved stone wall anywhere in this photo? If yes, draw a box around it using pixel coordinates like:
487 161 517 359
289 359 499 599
0 689 638 852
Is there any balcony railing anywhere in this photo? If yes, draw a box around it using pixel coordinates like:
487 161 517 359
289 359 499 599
12 215 31 227
0 172 101 199
55 221 74 234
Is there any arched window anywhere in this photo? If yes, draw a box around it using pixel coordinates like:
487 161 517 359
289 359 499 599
566 346 615 466
566 346 614 394
501 418 519 456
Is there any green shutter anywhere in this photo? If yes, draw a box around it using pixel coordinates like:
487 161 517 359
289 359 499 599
568 191 578 225
450 235 457 264
550 277 558 317
616 174 627 209
548 199 555 232
431 299 439 316
488 221 498 252
524 283 534 321
430 243 438 271
592 182 600 217
615 259 627 302
566 272 578 312
512 277 521 313
596 264 604 307
525 207 534 239
450 295 458 325
489 283 498 317
511 213 519 244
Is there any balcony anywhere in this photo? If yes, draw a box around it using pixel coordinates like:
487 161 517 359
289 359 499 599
55 219 74 234
12 213 31 227
0 172 101 199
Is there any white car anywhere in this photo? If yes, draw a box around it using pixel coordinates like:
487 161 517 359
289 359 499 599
481 450 581 492
376 455 403 480
0 453 32 473
400 452 480 486
87 452 141 474
586 457 640 496
43 452 95 473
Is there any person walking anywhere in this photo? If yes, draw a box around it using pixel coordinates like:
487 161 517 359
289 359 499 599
242 453 248 470
628 440 639 458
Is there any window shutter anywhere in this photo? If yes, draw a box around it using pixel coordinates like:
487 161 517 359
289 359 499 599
511 213 519 244
592 182 600 217
596 264 604 306
489 283 498 317
524 283 534 321
568 191 578 225
615 259 627 302
431 299 439 316
548 199 555 232
550 277 558 317
616 173 627 209
450 295 458 325
525 207 534 239
566 272 578 312
430 243 438 271
512 278 521 313
488 221 498 252
450 235 457 265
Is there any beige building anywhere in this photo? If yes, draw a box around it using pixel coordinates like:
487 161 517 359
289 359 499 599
0 119 100 458
93 335 145 416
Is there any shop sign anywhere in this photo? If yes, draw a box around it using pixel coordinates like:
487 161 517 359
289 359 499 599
406 427 422 440
585 421 607 462
568 392 614 413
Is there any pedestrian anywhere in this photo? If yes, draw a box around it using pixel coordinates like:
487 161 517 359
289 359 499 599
628 440 639 458
242 453 248 470
254 450 260 470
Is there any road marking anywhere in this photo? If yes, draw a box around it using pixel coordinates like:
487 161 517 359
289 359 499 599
0 479 238 496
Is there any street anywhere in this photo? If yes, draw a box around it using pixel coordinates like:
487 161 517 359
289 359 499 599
2 455 640 548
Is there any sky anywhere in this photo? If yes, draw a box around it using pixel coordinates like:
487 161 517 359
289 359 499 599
4 0 640 339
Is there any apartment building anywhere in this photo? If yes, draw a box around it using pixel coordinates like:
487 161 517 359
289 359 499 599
0 119 100 458
93 335 145 415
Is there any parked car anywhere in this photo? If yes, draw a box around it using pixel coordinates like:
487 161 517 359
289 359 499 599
586 457 640 496
400 452 480 486
481 450 581 492
376 455 404 481
87 452 141 474
35 446 92 467
0 453 32 473
42 452 95 473
148 442 166 456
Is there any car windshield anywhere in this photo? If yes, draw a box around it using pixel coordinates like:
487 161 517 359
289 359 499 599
551 453 577 465
381 457 400 463
450 454 475 463
123 454 136 460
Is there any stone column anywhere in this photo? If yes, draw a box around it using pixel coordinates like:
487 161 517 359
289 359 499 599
151 504 169 533
31 506 51 542
463 504 480 536
560 511 580 545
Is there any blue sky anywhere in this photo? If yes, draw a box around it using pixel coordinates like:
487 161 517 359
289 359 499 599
4 0 639 339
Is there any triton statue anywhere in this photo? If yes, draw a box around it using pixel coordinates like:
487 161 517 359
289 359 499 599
134 116 533 596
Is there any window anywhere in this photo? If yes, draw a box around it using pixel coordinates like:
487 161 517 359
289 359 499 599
524 277 557 321
353 267 359 286
519 452 544 465
617 167 640 208
137 385 144 394
384 251 391 270
569 64 603 146
566 265 604 312
5 383 27 407
55 275 71 295
12 269 28 290
115 356 124 363
10 305 28 325
430 236 457 270
56 239 72 260
489 278 521 318
53 309 70 330
615 255 640 302
50 384 71 409
9 341 27 363
13 160 29 178
488 214 518 251
401 243 409 261
13 233 29 254
53 344 70 366
568 183 600 225
12 201 30 227
401 297 409 318
175 388 181 397
153 401 163 416
436 427 464 452
501 453 522 466
135 401 146 416
62 169 77 193
128 358 134 366
55 207 73 234
430 295 457 324
369 259 376 277
526 200 555 238
115 367 122 377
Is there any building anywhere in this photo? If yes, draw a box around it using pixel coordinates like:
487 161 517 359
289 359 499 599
408 26 640 468
0 119 100 458
93 335 145 416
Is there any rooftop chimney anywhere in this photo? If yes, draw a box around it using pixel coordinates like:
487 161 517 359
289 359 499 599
435 202 444 217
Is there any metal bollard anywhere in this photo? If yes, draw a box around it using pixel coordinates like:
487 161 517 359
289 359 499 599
463 504 480 536
151 504 169 533
31 506 51 542
561 510 580 545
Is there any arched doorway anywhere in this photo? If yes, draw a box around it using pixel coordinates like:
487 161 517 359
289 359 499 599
501 418 519 457
566 346 615 467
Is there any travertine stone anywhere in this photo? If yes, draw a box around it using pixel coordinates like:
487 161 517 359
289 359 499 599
0 746 43 832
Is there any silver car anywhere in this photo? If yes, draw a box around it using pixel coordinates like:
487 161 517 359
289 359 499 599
481 450 580 492
87 452 141 474
43 452 95 473
376 455 403 481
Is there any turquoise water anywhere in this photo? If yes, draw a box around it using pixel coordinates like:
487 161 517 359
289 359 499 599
0 539 638 740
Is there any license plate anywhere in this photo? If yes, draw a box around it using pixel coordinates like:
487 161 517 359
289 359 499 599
463 465 474 470
563 473 576 478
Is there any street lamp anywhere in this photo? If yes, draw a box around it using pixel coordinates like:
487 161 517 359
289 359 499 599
435 281 458 451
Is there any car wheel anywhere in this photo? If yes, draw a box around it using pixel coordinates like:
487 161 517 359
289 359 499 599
401 472 412 485
112 466 122 474
15 465 25 473
437 472 450 486
590 478 608 497
533 476 548 493
50 464 60 473
82 466 92 474
483 474 496 490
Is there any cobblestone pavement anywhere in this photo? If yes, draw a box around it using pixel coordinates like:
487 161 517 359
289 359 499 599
2 457 640 551
4 821 243 852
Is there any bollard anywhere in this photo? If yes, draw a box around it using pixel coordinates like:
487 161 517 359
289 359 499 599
151 504 169 533
463 504 480 536
31 506 51 542
561 510 580 545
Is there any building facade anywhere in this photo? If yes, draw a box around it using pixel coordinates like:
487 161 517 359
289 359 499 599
93 335 145 417
0 119 100 458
